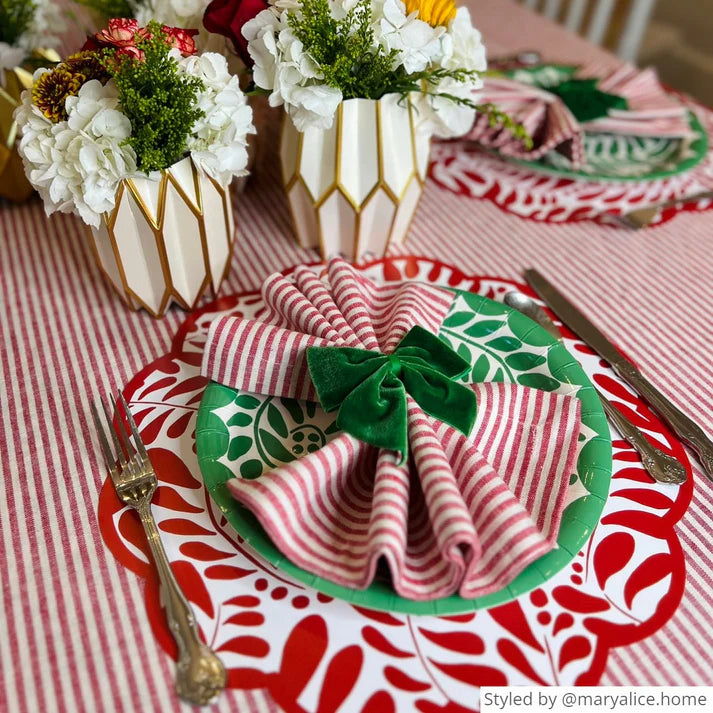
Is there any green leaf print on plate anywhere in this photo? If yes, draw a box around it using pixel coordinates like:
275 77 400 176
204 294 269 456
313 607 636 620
196 289 612 615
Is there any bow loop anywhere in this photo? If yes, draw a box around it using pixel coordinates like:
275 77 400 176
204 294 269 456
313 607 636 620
306 326 477 462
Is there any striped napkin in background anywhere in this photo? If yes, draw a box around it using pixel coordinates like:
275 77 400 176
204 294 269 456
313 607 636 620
201 259 583 601
467 63 693 169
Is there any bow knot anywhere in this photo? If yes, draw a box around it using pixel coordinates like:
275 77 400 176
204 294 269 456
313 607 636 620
306 326 477 462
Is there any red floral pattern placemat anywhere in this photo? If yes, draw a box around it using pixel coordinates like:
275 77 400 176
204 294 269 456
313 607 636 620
430 100 713 226
98 257 692 712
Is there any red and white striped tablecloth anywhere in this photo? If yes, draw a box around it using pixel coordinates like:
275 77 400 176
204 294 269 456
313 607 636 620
1 2 712 711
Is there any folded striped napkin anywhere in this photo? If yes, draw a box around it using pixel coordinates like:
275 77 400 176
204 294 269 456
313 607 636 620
201 259 583 600
468 63 693 169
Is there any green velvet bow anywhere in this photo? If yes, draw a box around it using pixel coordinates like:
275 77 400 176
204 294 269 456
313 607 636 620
548 78 628 123
306 326 476 462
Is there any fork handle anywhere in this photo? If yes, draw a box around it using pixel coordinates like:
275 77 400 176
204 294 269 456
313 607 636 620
598 392 686 484
136 502 226 705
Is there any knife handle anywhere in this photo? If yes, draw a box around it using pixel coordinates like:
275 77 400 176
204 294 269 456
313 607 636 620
614 361 713 481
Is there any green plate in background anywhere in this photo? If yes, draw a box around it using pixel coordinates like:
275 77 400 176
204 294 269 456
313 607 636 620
195 290 612 615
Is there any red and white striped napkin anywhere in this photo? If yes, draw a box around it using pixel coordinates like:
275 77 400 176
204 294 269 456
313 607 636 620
467 77 586 166
467 63 693 169
201 259 583 600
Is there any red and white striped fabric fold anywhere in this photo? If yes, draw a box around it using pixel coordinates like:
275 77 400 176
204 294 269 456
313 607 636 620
467 63 692 168
466 77 585 166
201 258 455 401
227 385 582 600
581 63 694 138
201 259 583 600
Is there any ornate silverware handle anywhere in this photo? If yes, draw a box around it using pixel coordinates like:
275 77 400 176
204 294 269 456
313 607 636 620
614 362 713 481
598 393 686 484
137 502 226 705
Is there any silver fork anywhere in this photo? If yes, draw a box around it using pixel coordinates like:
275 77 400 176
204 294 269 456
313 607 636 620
92 393 226 705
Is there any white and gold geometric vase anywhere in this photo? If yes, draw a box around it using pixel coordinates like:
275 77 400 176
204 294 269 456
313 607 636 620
280 93 431 261
89 156 235 318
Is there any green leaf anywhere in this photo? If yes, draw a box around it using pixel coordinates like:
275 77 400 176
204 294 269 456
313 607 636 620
456 342 472 363
470 354 491 382
206 384 241 410
478 302 509 316
240 459 264 479
509 316 555 347
280 397 304 424
464 320 505 338
227 412 252 427
235 394 260 410
228 436 252 461
267 403 288 438
486 336 522 352
491 367 505 382
442 311 473 328
517 373 561 392
259 429 295 463
306 401 317 418
505 353 547 371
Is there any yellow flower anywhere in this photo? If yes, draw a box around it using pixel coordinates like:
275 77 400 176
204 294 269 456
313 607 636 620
32 67 85 123
404 0 457 27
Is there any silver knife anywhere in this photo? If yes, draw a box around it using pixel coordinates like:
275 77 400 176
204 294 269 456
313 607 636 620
524 268 713 481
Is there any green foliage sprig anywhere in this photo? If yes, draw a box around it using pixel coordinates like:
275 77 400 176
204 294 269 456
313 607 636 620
103 22 204 173
287 0 400 100
0 0 37 45
286 0 530 146
286 0 484 99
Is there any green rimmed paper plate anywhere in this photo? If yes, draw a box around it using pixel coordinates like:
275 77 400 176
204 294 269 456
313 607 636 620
195 290 612 615
504 64 708 182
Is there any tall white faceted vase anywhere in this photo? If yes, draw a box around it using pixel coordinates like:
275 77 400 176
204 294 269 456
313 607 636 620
280 94 431 260
89 157 236 318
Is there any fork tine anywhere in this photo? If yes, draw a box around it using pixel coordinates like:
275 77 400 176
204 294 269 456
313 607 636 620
102 396 128 468
91 400 117 472
119 391 149 463
111 394 140 470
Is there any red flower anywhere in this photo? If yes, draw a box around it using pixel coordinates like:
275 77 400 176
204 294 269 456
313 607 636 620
114 46 146 62
95 18 151 48
203 0 269 67
162 26 199 56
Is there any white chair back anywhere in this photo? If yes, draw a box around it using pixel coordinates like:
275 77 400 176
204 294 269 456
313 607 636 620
521 0 657 62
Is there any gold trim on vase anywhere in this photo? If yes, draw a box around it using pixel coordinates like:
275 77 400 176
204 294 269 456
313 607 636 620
280 94 431 261
91 157 236 318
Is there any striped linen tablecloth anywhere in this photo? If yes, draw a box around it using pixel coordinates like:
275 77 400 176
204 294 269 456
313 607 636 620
1 1 712 711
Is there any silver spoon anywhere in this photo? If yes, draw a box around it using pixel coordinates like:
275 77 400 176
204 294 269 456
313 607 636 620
504 291 687 485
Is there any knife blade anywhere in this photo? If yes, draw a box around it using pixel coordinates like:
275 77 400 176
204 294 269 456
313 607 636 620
524 268 713 481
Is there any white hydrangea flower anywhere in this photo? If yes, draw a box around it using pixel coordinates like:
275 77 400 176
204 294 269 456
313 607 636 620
179 52 256 184
15 76 137 228
243 7 342 130
373 0 444 75
418 7 486 138
440 7 486 73
245 0 486 135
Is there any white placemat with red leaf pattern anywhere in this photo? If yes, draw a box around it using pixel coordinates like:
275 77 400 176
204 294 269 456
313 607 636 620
98 258 692 713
